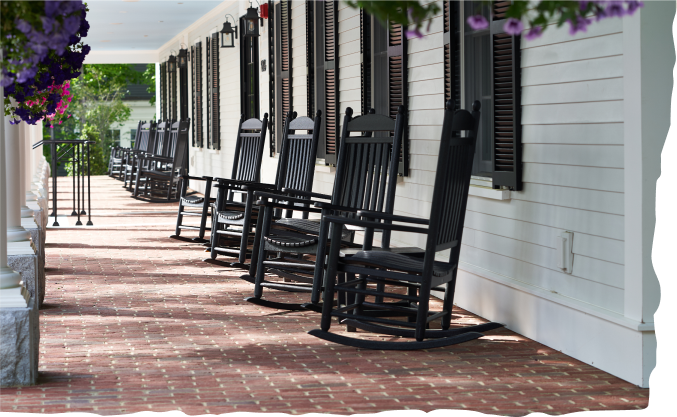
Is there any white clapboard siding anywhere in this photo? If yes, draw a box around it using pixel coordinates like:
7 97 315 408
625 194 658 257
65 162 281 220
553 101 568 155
522 78 623 105
465 197 624 241
407 30 444 54
523 163 624 192
408 48 444 68
409 138 445 156
521 16 622 50
409 125 443 142
522 101 623 125
409 62 444 83
408 109 445 126
459 245 624 314
521 33 623 67
522 144 624 168
463 211 624 265
521 55 623 86
409 94 446 111
470 229 624 289
522 123 624 145
514 183 624 215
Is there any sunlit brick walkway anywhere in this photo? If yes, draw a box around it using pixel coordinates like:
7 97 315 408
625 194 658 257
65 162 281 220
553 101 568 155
0 176 649 415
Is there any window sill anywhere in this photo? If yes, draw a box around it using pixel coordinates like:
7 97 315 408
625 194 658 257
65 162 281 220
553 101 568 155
468 176 511 200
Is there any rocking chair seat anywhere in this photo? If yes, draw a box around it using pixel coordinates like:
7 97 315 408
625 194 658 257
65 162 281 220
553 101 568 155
343 250 456 278
181 195 204 206
263 234 318 248
217 210 246 222
274 218 352 240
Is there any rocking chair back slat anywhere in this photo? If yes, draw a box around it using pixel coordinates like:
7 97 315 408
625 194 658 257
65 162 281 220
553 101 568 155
429 102 481 252
169 119 190 175
279 112 322 192
137 122 153 152
332 106 404 230
232 115 269 183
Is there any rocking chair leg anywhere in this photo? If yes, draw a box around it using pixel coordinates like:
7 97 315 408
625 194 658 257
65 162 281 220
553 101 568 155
321 226 344 332
133 166 141 197
310 214 331 305
441 273 458 331
197 179 212 240
237 190 255 265
415 280 433 342
242 206 265 280
252 205 274 300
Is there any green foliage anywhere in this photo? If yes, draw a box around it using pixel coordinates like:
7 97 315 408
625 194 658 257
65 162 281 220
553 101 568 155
143 64 156 106
346 1 440 36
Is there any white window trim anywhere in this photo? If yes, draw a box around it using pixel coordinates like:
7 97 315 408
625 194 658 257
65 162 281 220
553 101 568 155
469 176 511 200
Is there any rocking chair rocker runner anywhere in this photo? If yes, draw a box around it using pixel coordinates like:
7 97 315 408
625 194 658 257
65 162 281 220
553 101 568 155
210 111 321 269
172 114 269 244
309 100 504 350
243 106 406 311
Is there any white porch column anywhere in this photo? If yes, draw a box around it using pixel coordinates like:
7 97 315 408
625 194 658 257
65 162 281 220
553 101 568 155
18 124 32 218
25 124 37 202
622 1 673 388
5 114 31 242
0 89 29 307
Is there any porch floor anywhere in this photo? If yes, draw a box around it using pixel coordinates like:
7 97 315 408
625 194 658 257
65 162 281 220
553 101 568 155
1 176 648 415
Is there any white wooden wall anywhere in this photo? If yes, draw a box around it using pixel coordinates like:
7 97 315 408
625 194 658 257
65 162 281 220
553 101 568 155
166 0 628 314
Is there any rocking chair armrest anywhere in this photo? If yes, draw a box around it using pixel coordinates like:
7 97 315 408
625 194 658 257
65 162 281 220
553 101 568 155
322 215 431 235
357 210 430 225
180 175 213 182
281 188 332 200
240 182 278 192
253 191 313 204
255 198 323 214
313 201 359 214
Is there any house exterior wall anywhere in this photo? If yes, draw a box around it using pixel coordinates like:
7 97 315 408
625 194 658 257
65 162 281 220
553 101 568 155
118 100 156 148
157 0 670 388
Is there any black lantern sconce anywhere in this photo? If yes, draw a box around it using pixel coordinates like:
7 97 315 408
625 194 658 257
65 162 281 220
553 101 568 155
178 44 188 68
220 14 238 48
243 1 264 38
167 52 177 72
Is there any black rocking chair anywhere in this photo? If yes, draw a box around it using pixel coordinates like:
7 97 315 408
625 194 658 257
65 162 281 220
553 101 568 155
243 106 406 311
123 121 156 190
211 110 322 269
109 121 143 179
205 114 270 260
133 119 190 202
172 114 269 244
308 100 504 350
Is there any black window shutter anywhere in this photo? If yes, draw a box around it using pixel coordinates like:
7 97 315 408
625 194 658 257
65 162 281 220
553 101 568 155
387 22 408 176
443 1 460 109
211 32 221 150
160 62 167 120
268 0 276 156
171 63 177 120
306 0 314 118
490 3 522 190
360 9 371 115
275 0 292 154
180 63 188 120
314 0 339 164
191 45 196 147
197 42 204 147
206 36 211 149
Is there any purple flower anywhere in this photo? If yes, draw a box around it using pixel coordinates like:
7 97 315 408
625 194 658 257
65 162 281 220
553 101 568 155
16 67 37 84
504 18 524 35
524 25 543 41
625 0 643 15
15 19 32 34
1 75 16 88
45 1 63 17
405 28 424 39
467 14 488 30
606 1 626 17
568 15 592 35
64 15 81 35
41 17 56 34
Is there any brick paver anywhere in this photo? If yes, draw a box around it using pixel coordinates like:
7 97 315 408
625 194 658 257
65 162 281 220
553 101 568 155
0 176 649 415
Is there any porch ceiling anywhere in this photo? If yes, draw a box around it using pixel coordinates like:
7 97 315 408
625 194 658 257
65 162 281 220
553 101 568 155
84 0 226 63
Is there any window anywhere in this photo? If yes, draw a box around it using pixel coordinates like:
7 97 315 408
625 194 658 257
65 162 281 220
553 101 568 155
130 129 137 148
191 42 204 148
361 13 409 176
240 16 260 120
455 1 522 190
206 33 220 150
273 0 293 155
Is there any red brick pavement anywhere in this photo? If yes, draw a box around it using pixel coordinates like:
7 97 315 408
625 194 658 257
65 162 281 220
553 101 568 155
0 176 649 415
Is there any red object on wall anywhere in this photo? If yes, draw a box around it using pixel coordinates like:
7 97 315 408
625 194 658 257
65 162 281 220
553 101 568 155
260 3 269 19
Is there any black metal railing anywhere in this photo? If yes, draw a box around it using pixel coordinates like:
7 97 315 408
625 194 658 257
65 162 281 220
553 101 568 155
32 139 94 227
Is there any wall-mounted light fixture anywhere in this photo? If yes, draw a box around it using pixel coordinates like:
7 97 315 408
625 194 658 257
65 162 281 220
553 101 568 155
220 14 238 48
168 52 177 72
243 1 263 38
178 44 188 68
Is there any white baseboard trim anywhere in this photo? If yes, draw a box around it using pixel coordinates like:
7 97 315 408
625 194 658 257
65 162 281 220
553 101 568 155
454 264 655 387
